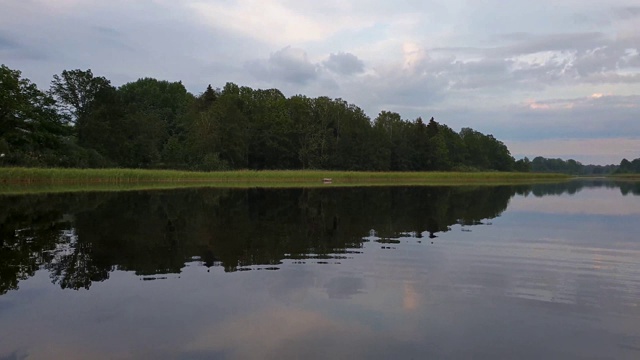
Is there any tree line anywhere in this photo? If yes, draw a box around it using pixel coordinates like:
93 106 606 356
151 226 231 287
529 157 619 175
616 158 640 174
1 64 524 171
529 156 640 175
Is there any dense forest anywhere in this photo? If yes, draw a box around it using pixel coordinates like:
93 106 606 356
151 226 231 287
3 64 637 174
1 64 525 172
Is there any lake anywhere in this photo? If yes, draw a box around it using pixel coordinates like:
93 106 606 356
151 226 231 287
1 180 639 359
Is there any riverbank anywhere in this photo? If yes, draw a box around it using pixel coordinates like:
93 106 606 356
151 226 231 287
609 174 640 180
0 167 568 184
0 167 571 195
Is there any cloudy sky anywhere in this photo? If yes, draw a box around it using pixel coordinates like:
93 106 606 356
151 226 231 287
2 0 639 164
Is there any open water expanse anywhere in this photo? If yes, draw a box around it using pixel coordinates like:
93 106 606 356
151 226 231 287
1 180 639 359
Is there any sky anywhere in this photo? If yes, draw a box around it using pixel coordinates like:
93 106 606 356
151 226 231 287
1 0 639 165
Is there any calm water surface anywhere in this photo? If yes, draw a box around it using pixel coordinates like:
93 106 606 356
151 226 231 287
1 181 639 359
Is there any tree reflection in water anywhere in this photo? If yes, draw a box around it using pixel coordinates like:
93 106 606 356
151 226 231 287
1 181 636 294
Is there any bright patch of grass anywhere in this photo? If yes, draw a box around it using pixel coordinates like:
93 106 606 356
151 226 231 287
609 174 640 180
0 167 570 194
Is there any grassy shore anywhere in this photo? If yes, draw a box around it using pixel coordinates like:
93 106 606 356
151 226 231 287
609 174 640 180
0 167 570 195
1 167 568 183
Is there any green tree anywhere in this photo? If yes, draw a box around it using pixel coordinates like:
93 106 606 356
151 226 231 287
0 64 71 166
440 124 467 169
373 111 415 170
196 84 217 111
49 69 111 126
245 88 298 169
78 85 126 165
420 118 452 170
514 157 531 172
315 96 379 171
116 78 193 167
289 95 328 169
180 85 224 170
616 158 640 174
460 128 514 171
215 83 250 168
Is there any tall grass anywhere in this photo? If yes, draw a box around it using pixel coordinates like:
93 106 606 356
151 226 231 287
0 167 569 186
609 174 640 180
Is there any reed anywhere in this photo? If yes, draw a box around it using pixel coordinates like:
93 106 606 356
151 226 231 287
609 174 640 180
0 167 569 186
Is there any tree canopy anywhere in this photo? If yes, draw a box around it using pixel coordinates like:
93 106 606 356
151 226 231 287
4 63 622 173
616 158 640 174
0 65 74 166
530 157 619 175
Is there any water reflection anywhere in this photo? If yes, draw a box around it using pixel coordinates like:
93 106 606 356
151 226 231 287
526 179 640 196
0 180 638 295
1 180 640 359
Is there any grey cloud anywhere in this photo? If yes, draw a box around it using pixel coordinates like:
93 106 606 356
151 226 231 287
431 32 640 90
247 46 318 85
570 13 610 27
0 1 269 90
573 47 617 76
0 32 48 63
362 71 447 111
494 32 608 56
0 34 20 49
323 52 365 75
361 92 640 160
509 107 640 140
93 26 121 36
567 4 640 26
623 50 640 67
447 58 513 90
496 32 535 42
580 71 640 85
347 29 639 121
613 6 640 19
439 95 640 142
571 38 640 76
89 26 136 52
527 94 639 108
